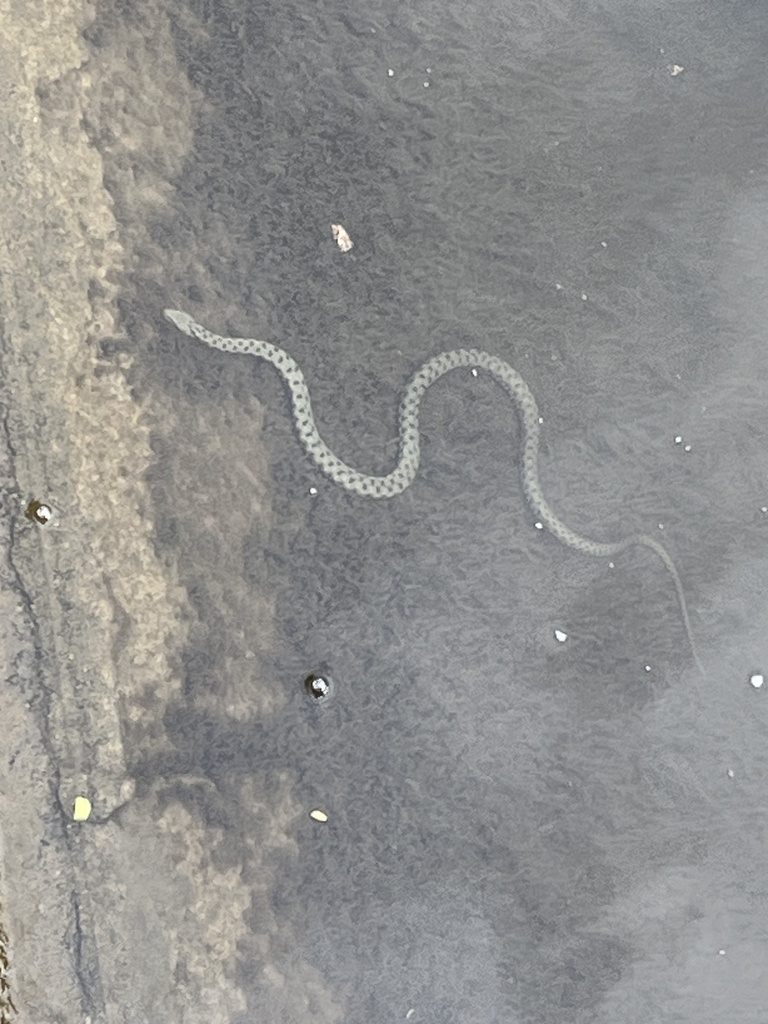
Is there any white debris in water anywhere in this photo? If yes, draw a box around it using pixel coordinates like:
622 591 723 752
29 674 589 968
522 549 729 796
471 368 478 377
534 521 544 531
674 436 682 444
554 629 568 643
749 673 764 689
644 665 652 673
308 486 318 496
388 68 394 76
581 292 587 301
726 768 734 778
670 64 684 76
331 223 354 252
309 809 328 823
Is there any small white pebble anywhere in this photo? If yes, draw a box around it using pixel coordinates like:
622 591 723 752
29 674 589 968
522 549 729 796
26 500 55 525
749 673 764 689
554 629 568 644
309 809 328 823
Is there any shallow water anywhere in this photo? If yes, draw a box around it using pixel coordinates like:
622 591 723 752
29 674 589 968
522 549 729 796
1 0 768 1021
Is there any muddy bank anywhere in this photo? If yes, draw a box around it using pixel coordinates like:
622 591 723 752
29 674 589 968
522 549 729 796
0 2 335 1021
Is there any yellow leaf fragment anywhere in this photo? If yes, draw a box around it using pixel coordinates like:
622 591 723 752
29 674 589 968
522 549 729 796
73 796 92 821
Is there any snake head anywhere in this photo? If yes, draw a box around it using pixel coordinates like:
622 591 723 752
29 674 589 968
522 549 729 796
163 308 196 337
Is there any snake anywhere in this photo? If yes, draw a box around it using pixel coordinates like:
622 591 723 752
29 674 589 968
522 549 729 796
163 307 702 673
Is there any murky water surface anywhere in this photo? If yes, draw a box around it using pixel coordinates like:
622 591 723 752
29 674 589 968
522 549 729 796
1 1 767 1021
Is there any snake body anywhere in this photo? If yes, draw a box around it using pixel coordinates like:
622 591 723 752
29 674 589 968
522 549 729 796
164 307 701 672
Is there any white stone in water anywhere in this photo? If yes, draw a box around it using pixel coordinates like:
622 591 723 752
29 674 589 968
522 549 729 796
554 629 568 643
27 499 54 525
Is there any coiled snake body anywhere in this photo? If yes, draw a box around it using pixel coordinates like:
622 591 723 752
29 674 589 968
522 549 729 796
164 308 701 672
